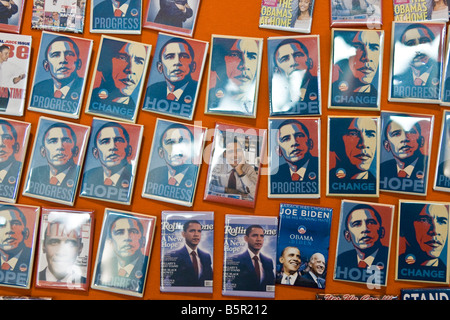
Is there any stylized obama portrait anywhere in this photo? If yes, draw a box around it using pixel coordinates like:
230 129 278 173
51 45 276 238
269 118 319 198
380 112 433 195
0 204 39 289
143 119 205 206
334 201 393 286
206 36 263 118
143 34 207 120
0 118 29 202
397 201 449 284
330 29 383 109
29 33 92 118
390 22 445 103
434 110 450 191
87 36 150 122
80 119 142 205
23 118 89 205
269 36 320 116
92 209 156 297
91 0 141 33
328 116 379 196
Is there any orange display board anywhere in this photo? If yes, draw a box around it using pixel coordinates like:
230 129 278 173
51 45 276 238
0 1 448 301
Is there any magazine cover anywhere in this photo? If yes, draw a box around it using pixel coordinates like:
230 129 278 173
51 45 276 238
222 215 278 298
28 32 93 119
259 0 316 34
396 200 449 284
393 0 449 22
90 0 142 34
35 208 94 291
268 117 320 198
267 35 321 116
434 110 450 192
0 32 31 116
0 117 30 203
142 33 208 121
31 0 87 33
160 211 214 293
0 0 24 33
22 116 90 206
144 0 202 37
0 203 39 290
91 208 157 297
379 111 434 196
142 118 207 207
334 200 394 287
205 35 264 118
79 118 144 205
330 0 382 27
85 36 151 123
327 116 380 197
389 21 446 104
204 122 266 208
329 28 384 110
276 203 332 289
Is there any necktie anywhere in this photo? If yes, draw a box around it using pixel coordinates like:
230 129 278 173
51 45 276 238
104 178 113 186
118 268 127 277
398 170 408 178
317 279 323 288
50 176 59 185
54 90 63 98
358 260 368 268
414 78 424 86
253 256 261 283
291 173 301 181
167 92 177 100
284 276 291 285
168 177 177 185
114 9 122 17
191 251 199 278
227 169 236 190
1 262 10 270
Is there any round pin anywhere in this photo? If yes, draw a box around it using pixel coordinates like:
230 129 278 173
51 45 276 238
215 90 224 98
405 254 416 265
185 179 193 188
66 179 74 188
121 180 130 188
335 168 346 179
71 92 79 100
338 81 349 92
297 225 306 234
184 95 192 104
98 89 109 99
